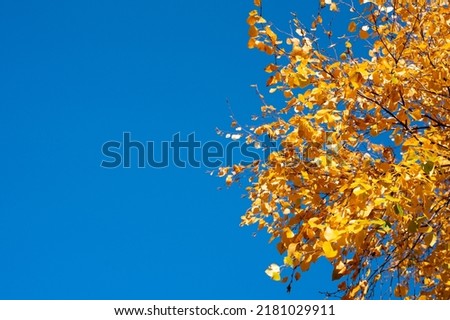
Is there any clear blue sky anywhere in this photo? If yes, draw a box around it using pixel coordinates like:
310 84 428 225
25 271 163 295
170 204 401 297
0 0 339 299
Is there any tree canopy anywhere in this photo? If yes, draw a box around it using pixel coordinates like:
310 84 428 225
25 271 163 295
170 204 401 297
223 0 450 299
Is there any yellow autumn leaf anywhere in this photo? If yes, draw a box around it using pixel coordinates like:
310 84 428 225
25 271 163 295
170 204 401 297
385 194 400 202
272 272 281 281
347 284 361 299
284 256 294 267
284 227 295 239
265 263 281 281
353 186 366 196
265 26 278 43
323 226 340 242
322 241 338 259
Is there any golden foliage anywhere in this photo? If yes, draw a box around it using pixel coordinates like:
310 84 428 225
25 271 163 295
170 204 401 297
225 0 450 299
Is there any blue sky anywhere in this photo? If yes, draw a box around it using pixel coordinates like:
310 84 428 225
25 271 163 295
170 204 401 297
0 1 339 299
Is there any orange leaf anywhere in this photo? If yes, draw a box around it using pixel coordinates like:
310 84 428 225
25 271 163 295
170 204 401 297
359 29 370 39
249 25 258 37
394 285 408 297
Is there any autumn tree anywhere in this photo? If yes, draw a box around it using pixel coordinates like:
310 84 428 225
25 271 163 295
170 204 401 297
223 0 450 299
